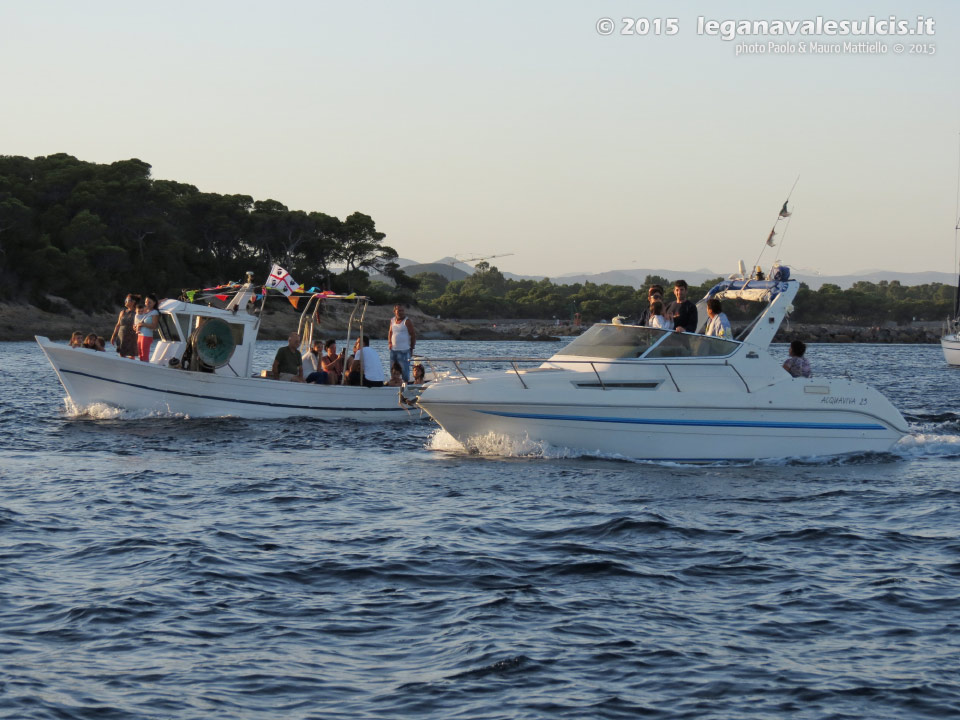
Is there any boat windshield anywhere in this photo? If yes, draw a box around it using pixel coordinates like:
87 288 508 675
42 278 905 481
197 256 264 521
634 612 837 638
643 332 739 359
554 324 669 359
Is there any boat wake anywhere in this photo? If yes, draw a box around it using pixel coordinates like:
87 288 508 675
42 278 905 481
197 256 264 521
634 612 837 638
891 432 960 459
904 411 960 434
426 429 960 466
64 399 190 421
427 428 590 460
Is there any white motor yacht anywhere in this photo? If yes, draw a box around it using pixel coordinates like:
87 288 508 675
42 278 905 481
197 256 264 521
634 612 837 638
406 273 909 461
37 275 415 421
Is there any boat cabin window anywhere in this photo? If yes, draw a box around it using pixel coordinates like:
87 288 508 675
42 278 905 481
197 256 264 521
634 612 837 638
643 332 739 359
157 313 182 342
190 316 245 346
176 313 193 338
556 324 668 359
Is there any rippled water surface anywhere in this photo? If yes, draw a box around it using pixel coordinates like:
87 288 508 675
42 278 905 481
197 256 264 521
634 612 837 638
2 339 960 719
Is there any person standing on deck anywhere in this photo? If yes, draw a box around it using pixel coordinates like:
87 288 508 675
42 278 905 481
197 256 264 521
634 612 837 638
110 294 139 359
704 298 733 339
388 304 416 382
134 294 160 362
665 280 698 333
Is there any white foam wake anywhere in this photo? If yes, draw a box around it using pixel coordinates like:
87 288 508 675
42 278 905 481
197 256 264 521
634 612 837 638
63 399 190 420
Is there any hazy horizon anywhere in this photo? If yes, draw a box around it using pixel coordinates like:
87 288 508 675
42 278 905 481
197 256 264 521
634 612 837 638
3 1 959 279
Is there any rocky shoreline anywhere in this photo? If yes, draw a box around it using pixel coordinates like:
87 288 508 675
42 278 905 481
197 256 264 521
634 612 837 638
0 299 946 344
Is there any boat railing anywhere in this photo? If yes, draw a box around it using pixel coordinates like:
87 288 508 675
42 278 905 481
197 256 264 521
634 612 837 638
414 356 751 393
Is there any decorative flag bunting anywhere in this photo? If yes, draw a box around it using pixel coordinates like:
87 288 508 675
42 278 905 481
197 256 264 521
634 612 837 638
265 264 299 296
766 229 777 247
779 202 791 218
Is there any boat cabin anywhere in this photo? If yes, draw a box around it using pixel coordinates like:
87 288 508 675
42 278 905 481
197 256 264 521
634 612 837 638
150 283 261 377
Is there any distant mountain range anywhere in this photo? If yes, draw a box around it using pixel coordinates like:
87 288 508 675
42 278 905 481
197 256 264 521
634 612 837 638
392 258 956 290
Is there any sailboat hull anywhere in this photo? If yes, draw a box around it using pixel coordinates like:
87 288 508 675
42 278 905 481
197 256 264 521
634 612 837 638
942 334 960 366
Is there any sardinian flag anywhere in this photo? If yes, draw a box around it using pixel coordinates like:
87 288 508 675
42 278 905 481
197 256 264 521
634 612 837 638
266 264 299 296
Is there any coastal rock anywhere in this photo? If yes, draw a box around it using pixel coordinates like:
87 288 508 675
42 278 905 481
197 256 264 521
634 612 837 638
5 300 947 345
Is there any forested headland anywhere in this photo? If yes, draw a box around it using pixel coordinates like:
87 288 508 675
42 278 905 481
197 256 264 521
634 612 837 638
1 153 955 328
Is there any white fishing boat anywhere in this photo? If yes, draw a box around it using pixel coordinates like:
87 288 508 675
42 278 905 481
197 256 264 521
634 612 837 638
37 274 414 421
405 268 909 462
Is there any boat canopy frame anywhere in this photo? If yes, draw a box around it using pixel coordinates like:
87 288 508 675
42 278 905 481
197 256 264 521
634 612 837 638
296 292 371 385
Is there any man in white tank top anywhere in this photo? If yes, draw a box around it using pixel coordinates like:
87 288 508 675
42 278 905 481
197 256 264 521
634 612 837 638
387 304 417 382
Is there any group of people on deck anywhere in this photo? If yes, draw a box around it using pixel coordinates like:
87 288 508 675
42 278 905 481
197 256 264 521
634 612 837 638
636 280 709 335
635 280 811 377
70 292 160 362
69 332 106 352
270 304 427 387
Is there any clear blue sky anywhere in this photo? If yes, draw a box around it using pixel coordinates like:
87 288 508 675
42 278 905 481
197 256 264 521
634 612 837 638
3 1 958 278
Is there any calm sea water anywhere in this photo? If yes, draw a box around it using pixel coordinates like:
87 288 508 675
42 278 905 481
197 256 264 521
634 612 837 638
2 339 960 719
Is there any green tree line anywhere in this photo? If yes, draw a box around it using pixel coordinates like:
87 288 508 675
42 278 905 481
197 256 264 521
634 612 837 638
2 153 954 325
0 154 414 311
412 264 957 325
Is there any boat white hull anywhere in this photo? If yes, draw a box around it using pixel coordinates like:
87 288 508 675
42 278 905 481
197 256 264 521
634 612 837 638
37 337 415 421
416 378 908 462
942 334 960 366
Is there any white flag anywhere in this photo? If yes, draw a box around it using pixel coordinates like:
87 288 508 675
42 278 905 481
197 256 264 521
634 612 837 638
266 264 299 296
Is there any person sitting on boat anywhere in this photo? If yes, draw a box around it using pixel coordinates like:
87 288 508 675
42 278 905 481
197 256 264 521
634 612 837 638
353 335 386 388
304 337 329 384
303 339 323 375
134 294 160 362
388 303 417 382
321 339 345 385
345 356 362 386
272 332 304 382
647 300 673 331
82 333 99 350
666 279 698 333
704 298 733 339
637 285 664 326
783 340 812 378
69 331 84 348
385 361 405 387
412 363 427 385
110 293 139 359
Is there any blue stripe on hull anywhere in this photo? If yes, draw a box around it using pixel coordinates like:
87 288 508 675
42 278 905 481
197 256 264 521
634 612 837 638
476 409 887 431
60 368 405 413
